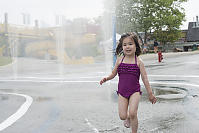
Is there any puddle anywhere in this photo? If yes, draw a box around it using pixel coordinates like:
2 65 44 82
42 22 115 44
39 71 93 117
152 85 187 100
35 96 53 102
192 95 198 97
0 95 9 101
0 89 14 92
155 89 178 95
154 80 186 82
110 84 188 102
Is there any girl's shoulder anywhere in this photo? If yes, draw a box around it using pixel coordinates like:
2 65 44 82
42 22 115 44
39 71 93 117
116 56 124 65
117 56 124 61
137 56 144 67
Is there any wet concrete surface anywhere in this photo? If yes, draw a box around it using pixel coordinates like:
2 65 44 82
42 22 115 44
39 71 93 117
0 93 25 124
0 52 199 133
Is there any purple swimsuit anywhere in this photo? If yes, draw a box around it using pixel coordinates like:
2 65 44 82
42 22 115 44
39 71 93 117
117 56 142 99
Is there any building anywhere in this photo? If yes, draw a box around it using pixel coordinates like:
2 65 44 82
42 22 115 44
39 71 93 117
186 16 199 42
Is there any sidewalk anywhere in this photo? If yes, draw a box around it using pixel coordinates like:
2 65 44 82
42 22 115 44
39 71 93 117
140 50 199 61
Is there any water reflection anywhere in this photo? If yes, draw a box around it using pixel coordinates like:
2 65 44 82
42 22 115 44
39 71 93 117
153 85 187 100
107 83 189 132
35 96 53 102
110 84 188 102
0 95 9 101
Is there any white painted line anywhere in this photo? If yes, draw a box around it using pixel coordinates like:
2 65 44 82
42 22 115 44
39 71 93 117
0 74 199 84
148 75 199 78
7 76 103 79
2 76 74 80
0 74 198 83
149 81 199 88
0 79 99 83
77 76 103 79
0 79 199 87
0 92 33 131
85 118 99 133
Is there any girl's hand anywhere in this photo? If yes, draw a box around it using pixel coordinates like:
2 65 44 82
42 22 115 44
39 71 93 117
100 77 107 85
149 94 157 104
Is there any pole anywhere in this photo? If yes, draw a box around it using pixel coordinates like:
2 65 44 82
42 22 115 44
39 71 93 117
112 14 116 69
4 13 8 33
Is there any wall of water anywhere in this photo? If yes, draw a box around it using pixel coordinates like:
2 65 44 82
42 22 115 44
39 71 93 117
0 0 116 79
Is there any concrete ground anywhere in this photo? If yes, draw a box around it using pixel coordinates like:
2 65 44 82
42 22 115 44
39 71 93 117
0 50 199 133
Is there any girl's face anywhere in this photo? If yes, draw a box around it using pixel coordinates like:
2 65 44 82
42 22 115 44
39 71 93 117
122 36 136 56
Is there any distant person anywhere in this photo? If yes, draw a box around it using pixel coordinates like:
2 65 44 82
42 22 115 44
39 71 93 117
100 32 157 133
143 43 148 54
154 40 159 53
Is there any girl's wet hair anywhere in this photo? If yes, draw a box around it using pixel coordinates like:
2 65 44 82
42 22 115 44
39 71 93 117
116 32 142 56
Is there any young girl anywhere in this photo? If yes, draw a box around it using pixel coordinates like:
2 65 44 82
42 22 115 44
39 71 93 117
100 32 157 133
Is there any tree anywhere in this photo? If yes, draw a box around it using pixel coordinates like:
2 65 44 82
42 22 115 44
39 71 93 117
115 0 141 34
115 0 187 45
150 0 187 45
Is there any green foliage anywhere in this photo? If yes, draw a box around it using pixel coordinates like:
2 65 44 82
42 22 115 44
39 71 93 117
115 0 140 33
0 34 9 56
0 56 12 66
115 0 187 44
0 35 6 47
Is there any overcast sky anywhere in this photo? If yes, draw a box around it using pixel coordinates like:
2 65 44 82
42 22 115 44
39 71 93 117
0 0 104 27
181 0 199 29
0 0 198 29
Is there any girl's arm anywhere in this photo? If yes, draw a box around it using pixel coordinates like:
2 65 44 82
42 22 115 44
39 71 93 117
100 56 122 85
138 58 157 104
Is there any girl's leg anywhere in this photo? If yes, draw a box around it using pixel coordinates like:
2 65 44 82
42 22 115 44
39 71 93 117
118 94 129 120
128 92 141 133
124 111 130 128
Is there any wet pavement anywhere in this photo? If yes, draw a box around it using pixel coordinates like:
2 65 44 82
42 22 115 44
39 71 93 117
0 52 199 133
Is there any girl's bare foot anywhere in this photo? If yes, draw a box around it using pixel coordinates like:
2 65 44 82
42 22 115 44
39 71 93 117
123 118 130 128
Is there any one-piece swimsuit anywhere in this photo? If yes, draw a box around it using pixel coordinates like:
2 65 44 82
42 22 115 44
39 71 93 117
117 56 142 99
